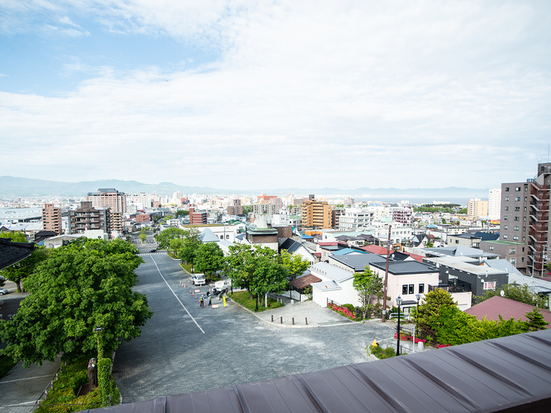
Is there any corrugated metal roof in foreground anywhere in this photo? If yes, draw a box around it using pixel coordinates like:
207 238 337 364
91 329 551 413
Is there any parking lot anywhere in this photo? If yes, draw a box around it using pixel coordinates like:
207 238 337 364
112 253 396 403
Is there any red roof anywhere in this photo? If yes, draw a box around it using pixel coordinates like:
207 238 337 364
361 245 389 255
403 252 424 262
466 296 551 324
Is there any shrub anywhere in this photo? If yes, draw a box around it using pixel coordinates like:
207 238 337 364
368 344 396 359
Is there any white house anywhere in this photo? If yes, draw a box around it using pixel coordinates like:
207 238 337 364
311 262 361 308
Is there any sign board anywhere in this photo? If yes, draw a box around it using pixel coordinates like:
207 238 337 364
483 281 496 290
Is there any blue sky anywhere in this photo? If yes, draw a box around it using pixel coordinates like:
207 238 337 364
1 1 550 192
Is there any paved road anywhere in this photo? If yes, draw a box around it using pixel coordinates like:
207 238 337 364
112 253 396 403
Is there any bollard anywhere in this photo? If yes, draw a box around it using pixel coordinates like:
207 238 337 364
292 318 294 325
305 317 308 325
280 317 283 324
271 315 273 322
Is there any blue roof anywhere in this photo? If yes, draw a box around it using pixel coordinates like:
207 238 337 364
301 235 314 239
332 248 367 256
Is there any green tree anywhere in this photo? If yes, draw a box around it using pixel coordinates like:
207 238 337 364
0 231 27 242
224 244 278 292
250 257 289 311
415 288 457 342
353 266 384 319
0 239 152 368
178 231 202 272
476 282 547 308
155 227 187 250
279 250 310 280
242 205 253 215
195 242 224 277
174 210 189 218
525 308 548 331
139 233 146 243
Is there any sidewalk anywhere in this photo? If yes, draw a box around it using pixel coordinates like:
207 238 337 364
234 298 362 328
0 356 62 413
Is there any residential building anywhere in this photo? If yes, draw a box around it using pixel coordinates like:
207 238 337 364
501 162 551 276
86 188 127 213
392 207 413 226
488 188 501 220
467 197 488 220
310 262 360 307
479 240 526 271
447 232 499 249
42 203 62 235
68 201 110 236
302 196 332 229
338 208 373 230
227 198 243 215
189 208 207 225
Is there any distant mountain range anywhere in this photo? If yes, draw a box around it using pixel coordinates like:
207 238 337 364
0 176 488 203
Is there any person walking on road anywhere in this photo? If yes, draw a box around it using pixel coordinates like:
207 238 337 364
208 296 212 306
199 297 204 307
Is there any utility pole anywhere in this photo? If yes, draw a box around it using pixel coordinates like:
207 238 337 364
382 225 391 322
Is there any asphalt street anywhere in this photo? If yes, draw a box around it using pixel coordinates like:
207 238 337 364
112 253 396 403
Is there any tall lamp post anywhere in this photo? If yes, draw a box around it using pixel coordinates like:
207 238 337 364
413 293 421 352
396 296 402 356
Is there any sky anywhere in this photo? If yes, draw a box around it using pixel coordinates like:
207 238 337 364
1 0 550 191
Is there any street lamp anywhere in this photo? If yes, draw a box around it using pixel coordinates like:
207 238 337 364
396 296 402 356
414 293 421 351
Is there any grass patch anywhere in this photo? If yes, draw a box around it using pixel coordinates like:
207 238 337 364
36 353 120 413
0 355 18 380
368 344 396 359
180 263 196 274
228 290 284 312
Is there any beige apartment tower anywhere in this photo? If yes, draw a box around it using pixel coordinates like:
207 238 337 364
302 195 332 229
42 203 62 235
86 188 127 213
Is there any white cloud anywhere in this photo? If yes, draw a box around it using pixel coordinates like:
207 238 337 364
1 1 551 190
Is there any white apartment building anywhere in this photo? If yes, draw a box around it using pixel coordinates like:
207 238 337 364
338 208 375 230
468 197 488 220
488 188 501 220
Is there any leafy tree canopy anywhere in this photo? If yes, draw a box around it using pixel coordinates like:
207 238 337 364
353 266 384 319
476 282 547 308
195 242 224 276
0 231 28 242
0 239 152 368
175 210 189 218
279 250 310 279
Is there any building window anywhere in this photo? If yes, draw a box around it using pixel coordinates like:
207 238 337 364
504 235 508 239
419 284 425 294
515 187 521 191
515 207 520 211
504 225 508 230
513 236 519 240
510 258 516 265
505 197 509 201
509 248 516 254
514 216 519 221
504 216 508 220
489 246 494 251
515 197 521 202
504 206 509 211
505 187 510 192
409 284 414 294
402 285 408 295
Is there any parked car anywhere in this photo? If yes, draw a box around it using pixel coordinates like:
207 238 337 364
149 249 157 253
0 288 9 295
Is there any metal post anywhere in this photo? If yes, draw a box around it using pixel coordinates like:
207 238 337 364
280 317 283 324
382 225 392 322
271 315 273 322
305 317 308 325
396 296 402 356
292 318 295 325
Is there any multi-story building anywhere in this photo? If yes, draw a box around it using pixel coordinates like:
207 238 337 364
302 195 332 229
338 208 374 230
42 203 62 235
501 162 551 276
227 198 243 215
68 201 110 236
392 207 413 225
467 197 488 221
189 208 207 225
488 188 501 220
87 188 127 213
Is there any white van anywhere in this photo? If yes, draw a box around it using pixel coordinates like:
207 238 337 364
192 274 206 286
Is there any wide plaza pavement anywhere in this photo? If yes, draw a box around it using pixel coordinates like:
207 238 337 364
112 253 396 403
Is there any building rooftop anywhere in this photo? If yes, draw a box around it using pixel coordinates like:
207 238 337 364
371 260 439 275
330 253 384 272
466 296 551 324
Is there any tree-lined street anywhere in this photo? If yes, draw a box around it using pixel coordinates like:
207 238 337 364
112 253 396 403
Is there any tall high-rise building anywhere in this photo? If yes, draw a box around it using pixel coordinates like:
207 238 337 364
488 188 501 220
501 162 551 276
467 197 488 220
42 203 62 235
86 188 127 213
302 196 332 229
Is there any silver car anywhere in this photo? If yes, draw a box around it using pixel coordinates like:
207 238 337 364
0 288 8 295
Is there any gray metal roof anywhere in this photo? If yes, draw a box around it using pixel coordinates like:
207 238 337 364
310 262 354 283
371 260 439 275
329 253 384 272
0 237 35 270
90 329 551 413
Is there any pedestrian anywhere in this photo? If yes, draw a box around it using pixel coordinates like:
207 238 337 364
208 296 212 306
206 290 210 297
199 297 203 307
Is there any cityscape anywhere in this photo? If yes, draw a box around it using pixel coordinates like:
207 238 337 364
2 1 551 412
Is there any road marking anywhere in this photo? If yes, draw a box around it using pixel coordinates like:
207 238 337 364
150 256 205 334
0 374 53 384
